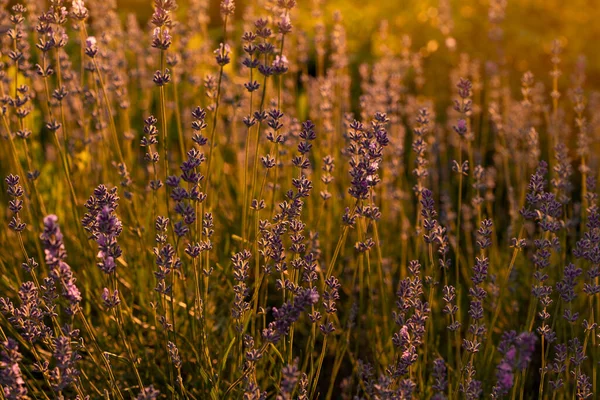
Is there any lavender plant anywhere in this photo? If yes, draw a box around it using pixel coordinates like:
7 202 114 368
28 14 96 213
1 1 600 399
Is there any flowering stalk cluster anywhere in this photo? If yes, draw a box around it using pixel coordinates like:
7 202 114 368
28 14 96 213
491 331 537 398
390 260 430 384
41 214 82 311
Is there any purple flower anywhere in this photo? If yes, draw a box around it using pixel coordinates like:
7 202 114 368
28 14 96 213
214 43 231 66
83 186 123 275
492 331 537 398
556 263 582 305
84 36 97 57
278 359 300 400
5 175 26 233
71 0 88 20
577 373 593 399
6 282 52 343
347 115 389 200
262 287 319 343
137 385 160 400
432 357 447 398
492 361 514 398
41 215 81 308
167 341 182 369
50 335 81 391
220 0 235 17
0 339 28 400
453 118 468 137
272 55 289 75
101 288 120 309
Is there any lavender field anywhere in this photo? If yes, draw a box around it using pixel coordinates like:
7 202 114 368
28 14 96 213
1 0 599 398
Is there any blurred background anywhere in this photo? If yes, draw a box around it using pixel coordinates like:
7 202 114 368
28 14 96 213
114 0 600 114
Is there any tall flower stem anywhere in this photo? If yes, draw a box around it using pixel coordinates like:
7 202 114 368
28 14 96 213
111 273 145 393
159 47 170 217
40 53 86 253
241 66 254 244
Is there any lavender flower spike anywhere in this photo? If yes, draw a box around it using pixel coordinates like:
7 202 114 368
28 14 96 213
40 215 82 308
0 338 28 400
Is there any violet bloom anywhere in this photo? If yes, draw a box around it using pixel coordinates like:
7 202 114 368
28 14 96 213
82 185 123 275
84 36 97 57
272 55 289 75
420 188 439 245
262 287 319 343
141 115 162 190
244 381 267 400
420 187 452 270
5 175 26 233
432 357 448 399
556 263 582 323
167 147 204 239
101 288 120 309
464 219 492 354
0 338 28 400
453 118 468 137
520 160 561 228
167 341 182 369
277 359 300 400
40 215 81 309
6 282 52 343
137 385 160 400
453 78 473 114
491 331 537 398
50 335 81 391
568 337 586 368
71 0 88 20
154 242 179 296
41 215 68 265
391 261 430 378
277 12 293 35
552 143 573 205
577 373 593 399
495 359 514 391
460 371 482 400
95 206 123 274
152 27 172 51
214 43 231 66
548 343 567 391
231 249 251 331
220 0 235 17
442 285 460 332
347 114 389 200
412 108 431 198
151 0 177 35
319 274 340 335
573 204 600 299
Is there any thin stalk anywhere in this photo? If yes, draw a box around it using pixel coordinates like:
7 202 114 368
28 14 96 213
39 53 86 251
